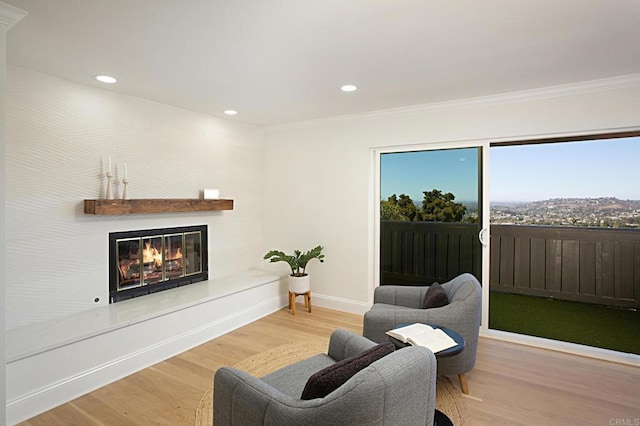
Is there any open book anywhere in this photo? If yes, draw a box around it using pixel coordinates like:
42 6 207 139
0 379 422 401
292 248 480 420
386 323 457 353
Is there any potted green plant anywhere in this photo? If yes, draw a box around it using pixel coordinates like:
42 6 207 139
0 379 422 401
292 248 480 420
263 245 324 277
263 246 324 314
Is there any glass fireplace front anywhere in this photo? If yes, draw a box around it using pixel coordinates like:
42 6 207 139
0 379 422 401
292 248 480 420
109 225 208 303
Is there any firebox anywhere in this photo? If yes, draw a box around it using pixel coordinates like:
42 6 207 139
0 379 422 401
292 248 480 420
109 225 208 303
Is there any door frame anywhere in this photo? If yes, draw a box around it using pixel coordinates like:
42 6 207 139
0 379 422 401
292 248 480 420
371 139 491 331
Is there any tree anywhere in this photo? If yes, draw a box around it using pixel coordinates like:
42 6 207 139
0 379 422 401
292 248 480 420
421 189 467 222
380 195 407 221
397 194 420 221
381 190 470 222
380 193 420 221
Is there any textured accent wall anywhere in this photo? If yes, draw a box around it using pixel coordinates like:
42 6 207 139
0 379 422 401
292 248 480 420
5 66 265 329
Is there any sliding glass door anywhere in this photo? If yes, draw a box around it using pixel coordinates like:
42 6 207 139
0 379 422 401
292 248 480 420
375 133 640 356
488 134 640 354
378 147 484 286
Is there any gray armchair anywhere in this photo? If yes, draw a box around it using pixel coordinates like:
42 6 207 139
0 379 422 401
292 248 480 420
214 329 437 426
363 273 482 394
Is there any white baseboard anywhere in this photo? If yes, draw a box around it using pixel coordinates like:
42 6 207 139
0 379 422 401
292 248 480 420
6 286 287 425
312 293 370 316
481 328 640 367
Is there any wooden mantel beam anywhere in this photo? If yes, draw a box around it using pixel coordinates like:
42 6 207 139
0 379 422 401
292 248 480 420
84 199 233 215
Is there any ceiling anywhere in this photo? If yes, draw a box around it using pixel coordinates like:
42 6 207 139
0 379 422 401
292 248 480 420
5 0 640 126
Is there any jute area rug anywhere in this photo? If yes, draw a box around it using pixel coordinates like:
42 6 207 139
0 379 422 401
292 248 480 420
195 339 469 425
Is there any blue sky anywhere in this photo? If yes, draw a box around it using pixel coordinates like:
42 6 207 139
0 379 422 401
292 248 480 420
381 148 479 202
490 137 640 201
380 136 640 203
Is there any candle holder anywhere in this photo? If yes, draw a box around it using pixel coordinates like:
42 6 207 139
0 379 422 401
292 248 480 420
122 178 129 200
105 171 114 200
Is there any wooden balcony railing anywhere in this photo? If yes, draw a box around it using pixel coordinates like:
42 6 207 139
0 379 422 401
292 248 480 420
380 221 639 308
491 224 640 309
380 221 482 285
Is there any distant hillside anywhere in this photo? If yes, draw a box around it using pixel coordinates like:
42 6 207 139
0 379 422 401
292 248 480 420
491 197 640 228
525 197 640 211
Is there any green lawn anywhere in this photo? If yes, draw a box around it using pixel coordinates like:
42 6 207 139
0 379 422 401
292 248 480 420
489 292 640 355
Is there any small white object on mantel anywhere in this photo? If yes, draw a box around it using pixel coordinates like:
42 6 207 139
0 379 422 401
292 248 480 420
204 188 220 199
105 156 114 200
122 162 129 199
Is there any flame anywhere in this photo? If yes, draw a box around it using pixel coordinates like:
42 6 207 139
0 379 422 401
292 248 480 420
167 247 182 261
143 241 163 267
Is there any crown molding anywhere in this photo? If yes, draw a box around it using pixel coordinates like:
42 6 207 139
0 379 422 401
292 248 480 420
0 1 27 29
269 73 640 131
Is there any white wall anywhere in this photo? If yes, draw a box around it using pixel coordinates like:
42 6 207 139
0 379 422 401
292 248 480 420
263 77 640 314
0 26 7 426
4 66 280 424
1 3 27 424
5 66 266 329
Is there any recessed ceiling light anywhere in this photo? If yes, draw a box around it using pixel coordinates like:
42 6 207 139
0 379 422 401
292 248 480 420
224 110 238 115
340 84 358 92
95 75 117 84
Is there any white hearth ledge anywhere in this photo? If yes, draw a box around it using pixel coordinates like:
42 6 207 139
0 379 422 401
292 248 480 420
6 269 287 425
6 269 286 362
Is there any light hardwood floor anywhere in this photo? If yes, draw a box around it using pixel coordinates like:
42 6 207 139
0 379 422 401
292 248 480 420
21 306 640 425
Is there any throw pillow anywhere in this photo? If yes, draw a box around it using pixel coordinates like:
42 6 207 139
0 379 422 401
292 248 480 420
423 282 449 309
300 342 395 400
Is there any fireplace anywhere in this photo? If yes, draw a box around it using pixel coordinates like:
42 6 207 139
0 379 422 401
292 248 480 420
109 225 208 303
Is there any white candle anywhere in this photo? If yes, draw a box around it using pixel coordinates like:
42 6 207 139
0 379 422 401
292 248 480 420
108 157 112 173
124 163 128 179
